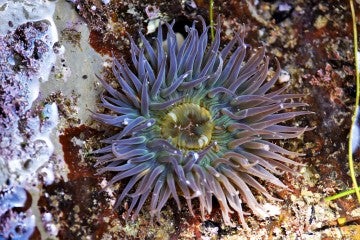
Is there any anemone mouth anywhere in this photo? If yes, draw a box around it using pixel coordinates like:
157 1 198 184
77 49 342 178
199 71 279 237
160 103 214 150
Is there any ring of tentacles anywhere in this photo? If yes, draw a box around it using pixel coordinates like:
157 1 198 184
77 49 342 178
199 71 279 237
92 17 310 228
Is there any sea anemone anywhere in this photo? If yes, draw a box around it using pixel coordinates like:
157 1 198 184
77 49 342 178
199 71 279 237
93 17 309 228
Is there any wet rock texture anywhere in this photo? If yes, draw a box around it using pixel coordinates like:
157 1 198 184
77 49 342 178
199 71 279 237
0 21 48 144
0 186 36 239
45 0 359 239
0 3 59 238
0 20 54 182
2 0 360 239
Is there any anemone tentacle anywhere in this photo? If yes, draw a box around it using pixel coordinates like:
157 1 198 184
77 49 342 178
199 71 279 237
93 16 310 228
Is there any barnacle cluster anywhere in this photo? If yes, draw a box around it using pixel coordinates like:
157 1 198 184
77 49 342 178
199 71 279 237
93 17 309 227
